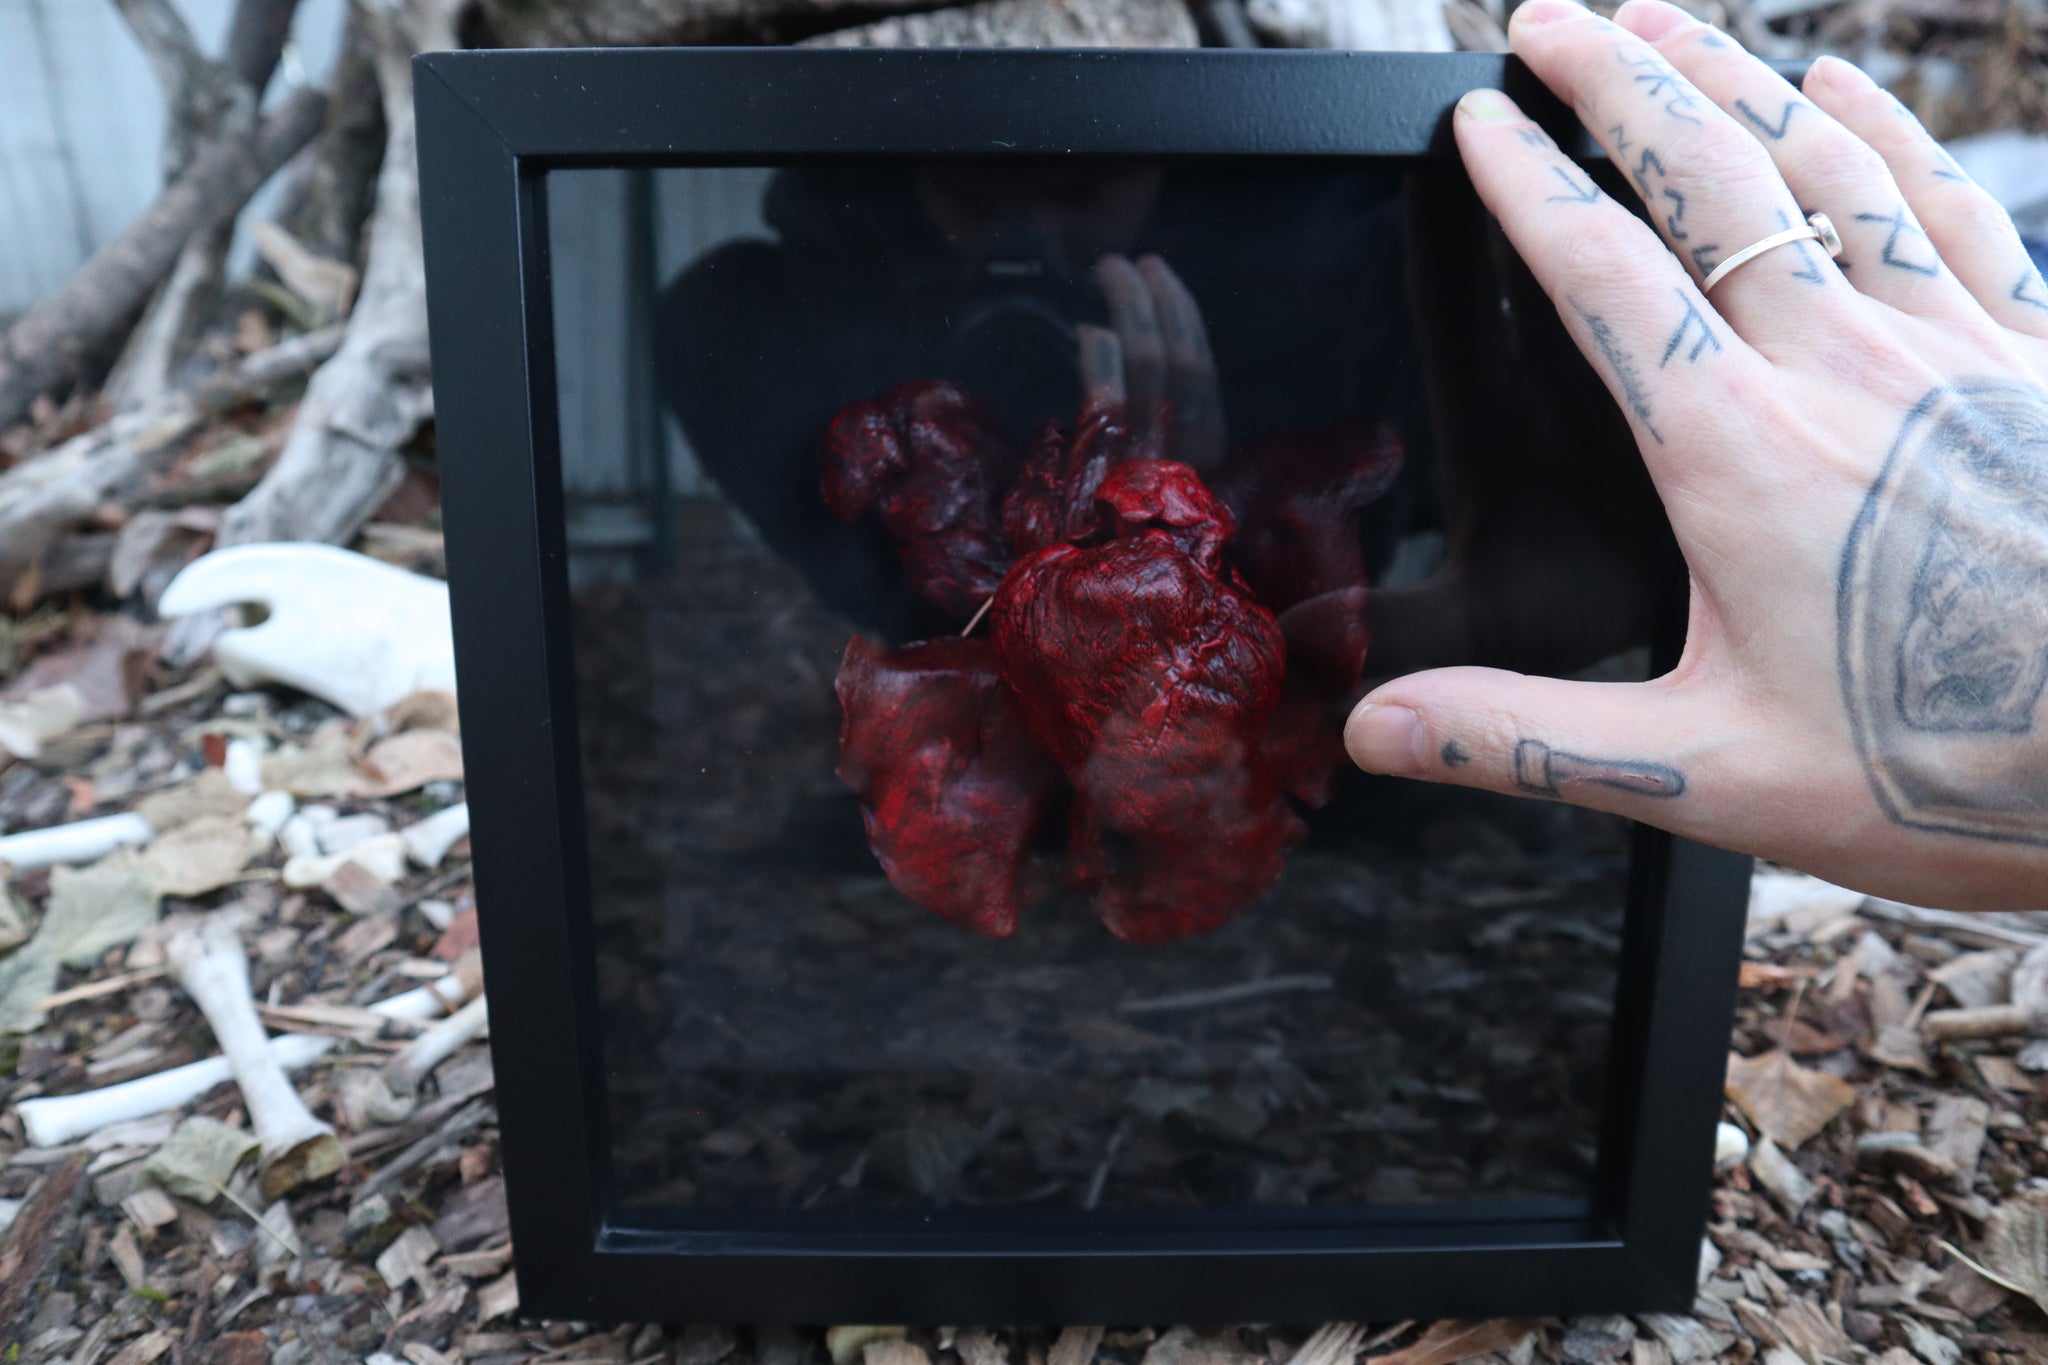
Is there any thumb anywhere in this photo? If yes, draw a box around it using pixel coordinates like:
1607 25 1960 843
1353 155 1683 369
1344 667 1703 821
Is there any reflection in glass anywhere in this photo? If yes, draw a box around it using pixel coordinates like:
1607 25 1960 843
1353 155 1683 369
547 162 1669 1221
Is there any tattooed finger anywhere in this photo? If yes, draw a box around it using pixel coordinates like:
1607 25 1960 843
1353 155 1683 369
1801 57 2048 341
1452 87 1767 478
1506 0 1869 352
1616 1 1980 326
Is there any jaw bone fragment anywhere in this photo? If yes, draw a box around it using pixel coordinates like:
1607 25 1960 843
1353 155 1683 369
163 912 345 1198
156 544 456 718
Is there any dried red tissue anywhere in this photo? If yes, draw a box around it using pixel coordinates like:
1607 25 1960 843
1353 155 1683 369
833 636 1059 937
819 380 1016 619
993 460 1305 943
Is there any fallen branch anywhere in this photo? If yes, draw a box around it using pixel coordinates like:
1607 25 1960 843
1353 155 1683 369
0 326 342 599
210 0 461 556
164 912 344 1198
0 87 328 433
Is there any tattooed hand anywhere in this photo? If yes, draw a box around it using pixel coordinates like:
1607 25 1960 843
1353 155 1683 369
1344 0 2048 910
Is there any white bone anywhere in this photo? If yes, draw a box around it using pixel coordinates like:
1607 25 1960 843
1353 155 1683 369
0 813 154 871
339 994 489 1129
16 968 477 1148
317 813 391 855
281 833 407 888
18 977 473 1147
223 739 264 795
164 913 343 1198
277 814 322 861
20 1035 336 1149
244 790 296 843
156 544 456 718
400 802 469 869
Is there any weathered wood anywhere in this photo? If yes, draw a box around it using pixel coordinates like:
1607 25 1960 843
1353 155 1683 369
0 1152 88 1348
0 87 328 434
476 0 931 46
212 2 454 555
805 0 1198 45
0 326 344 600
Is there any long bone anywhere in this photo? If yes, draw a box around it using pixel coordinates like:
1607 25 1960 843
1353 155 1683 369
164 911 345 1198
338 994 489 1129
17 972 473 1148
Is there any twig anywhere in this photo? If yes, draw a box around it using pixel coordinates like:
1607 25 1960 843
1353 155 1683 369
34 967 166 1014
1118 973 1335 1015
1863 899 2048 951
959 595 995 638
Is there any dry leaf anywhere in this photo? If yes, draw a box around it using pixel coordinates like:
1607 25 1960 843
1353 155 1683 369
141 814 253 897
44 848 160 967
250 220 360 322
356 729 464 798
134 768 248 832
1979 1189 2048 1316
261 728 368 797
0 684 83 760
1725 1049 1855 1149
1371 1321 1541 1365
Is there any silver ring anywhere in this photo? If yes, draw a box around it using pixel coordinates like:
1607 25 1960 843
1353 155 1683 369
1701 212 1843 294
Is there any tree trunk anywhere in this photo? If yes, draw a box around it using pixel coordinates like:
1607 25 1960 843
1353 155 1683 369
210 1 458 554
0 88 327 434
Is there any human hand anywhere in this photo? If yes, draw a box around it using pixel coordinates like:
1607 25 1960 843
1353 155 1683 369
1076 253 1227 469
1344 0 2048 910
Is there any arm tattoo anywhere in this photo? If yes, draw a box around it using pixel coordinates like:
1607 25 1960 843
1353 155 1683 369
1573 303 1664 445
1513 739 1685 799
1735 98 1806 141
1852 207 1940 277
1660 290 1721 367
1839 380 2048 846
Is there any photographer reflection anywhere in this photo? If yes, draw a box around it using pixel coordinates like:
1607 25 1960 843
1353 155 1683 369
653 159 1665 687
654 162 1413 643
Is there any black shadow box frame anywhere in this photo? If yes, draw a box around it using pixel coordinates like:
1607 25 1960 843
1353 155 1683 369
413 47 1754 1327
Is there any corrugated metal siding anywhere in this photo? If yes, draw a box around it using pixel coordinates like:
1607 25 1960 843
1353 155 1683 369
0 0 344 317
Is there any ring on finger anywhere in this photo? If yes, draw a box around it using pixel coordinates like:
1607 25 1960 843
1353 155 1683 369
1702 211 1845 294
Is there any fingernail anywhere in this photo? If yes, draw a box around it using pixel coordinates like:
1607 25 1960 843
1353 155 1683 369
1345 703 1429 777
1513 0 1587 26
1458 88 1521 124
1615 0 1693 41
1808 54 1876 95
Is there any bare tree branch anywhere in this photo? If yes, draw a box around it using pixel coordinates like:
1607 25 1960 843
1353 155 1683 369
112 0 247 177
0 87 328 433
0 325 345 599
224 0 305 91
206 0 461 555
